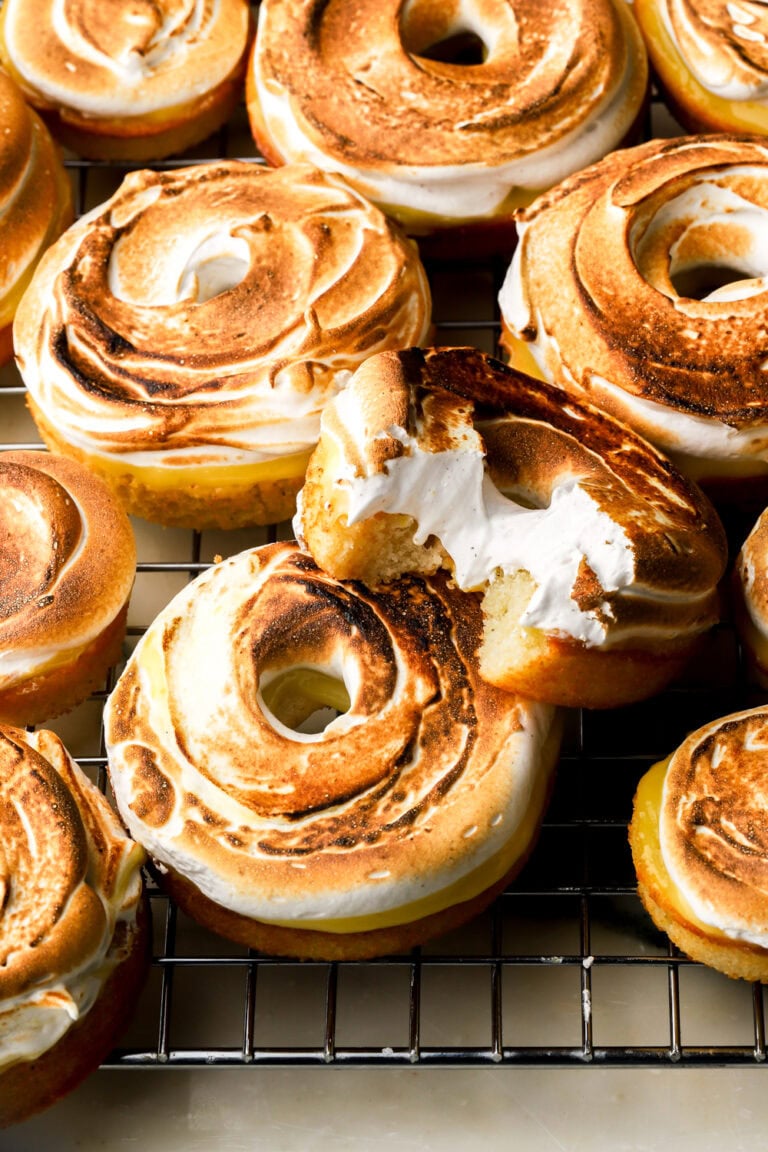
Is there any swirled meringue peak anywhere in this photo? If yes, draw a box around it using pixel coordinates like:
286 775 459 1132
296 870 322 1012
249 0 648 225
659 707 768 947
105 541 559 934
14 161 432 470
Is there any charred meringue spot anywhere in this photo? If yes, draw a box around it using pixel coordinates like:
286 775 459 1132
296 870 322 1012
124 744 177 829
660 708 768 942
0 460 82 620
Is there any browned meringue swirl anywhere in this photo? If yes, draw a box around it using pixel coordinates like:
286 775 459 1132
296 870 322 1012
0 451 135 685
0 726 132 1002
665 0 768 98
506 134 768 429
105 541 556 922
660 707 768 938
15 162 431 462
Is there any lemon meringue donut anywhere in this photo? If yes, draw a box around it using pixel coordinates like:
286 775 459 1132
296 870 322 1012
499 133 768 497
630 706 768 982
0 450 135 727
14 161 431 530
0 725 148 1127
635 0 768 135
0 0 252 161
105 540 561 960
247 0 648 249
295 347 728 710
0 69 72 366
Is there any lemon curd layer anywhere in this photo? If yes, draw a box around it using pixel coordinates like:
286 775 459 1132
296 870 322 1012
59 442 313 494
633 757 731 942
635 0 768 131
499 331 548 382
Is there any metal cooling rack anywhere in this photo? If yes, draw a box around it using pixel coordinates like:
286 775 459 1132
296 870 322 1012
1 70 767 1072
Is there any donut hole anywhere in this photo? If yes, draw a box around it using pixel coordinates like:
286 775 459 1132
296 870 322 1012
400 3 490 66
631 181 768 302
411 30 487 65
178 234 251 304
670 262 763 301
259 667 351 736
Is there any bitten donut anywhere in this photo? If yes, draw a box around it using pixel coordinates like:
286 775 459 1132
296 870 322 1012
0 69 72 366
0 450 135 727
104 541 561 961
499 134 768 498
635 0 768 135
247 0 648 250
0 725 148 1127
0 0 252 161
14 161 431 530
294 347 728 710
630 706 768 982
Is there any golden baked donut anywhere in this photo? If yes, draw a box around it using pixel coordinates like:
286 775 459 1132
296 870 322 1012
0 0 252 161
14 161 431 530
499 134 768 499
0 69 72 365
630 706 768 982
294 347 728 710
635 0 768 135
0 450 135 727
0 725 148 1127
104 540 561 961
247 0 648 251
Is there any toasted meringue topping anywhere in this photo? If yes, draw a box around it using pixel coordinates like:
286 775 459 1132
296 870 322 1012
660 0 768 100
296 347 726 648
659 707 768 947
14 162 431 468
105 541 558 926
0 69 71 324
0 725 144 1071
0 452 135 689
250 0 648 221
499 134 768 470
0 0 250 118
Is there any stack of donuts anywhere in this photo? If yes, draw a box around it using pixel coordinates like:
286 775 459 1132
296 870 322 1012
5 0 768 1124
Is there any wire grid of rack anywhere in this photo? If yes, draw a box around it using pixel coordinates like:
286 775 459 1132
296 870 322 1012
1 72 768 1072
